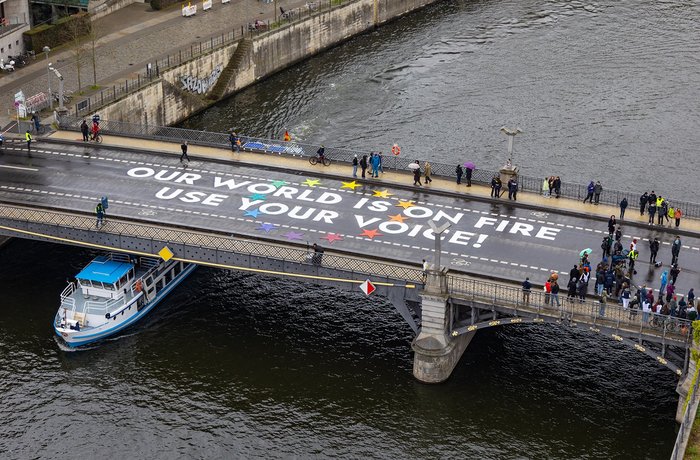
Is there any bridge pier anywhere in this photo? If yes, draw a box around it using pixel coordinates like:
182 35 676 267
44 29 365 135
676 344 698 423
412 268 473 383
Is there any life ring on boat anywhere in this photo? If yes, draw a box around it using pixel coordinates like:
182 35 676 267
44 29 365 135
134 280 143 293
391 144 401 156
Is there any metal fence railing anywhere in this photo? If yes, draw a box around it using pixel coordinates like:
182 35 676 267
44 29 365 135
72 0 353 118
0 202 424 284
446 275 693 346
671 366 700 459
57 115 700 220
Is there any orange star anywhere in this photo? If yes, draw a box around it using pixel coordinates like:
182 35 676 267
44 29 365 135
360 228 382 239
388 214 407 223
396 200 415 209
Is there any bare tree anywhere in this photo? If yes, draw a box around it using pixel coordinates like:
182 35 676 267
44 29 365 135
64 14 86 92
85 17 100 87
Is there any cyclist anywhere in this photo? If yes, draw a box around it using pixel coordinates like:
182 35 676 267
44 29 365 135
91 122 100 141
317 145 325 163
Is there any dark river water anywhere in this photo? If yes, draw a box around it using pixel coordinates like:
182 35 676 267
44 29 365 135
4 0 699 457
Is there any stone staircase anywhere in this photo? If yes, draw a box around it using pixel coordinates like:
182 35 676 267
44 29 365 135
207 38 252 101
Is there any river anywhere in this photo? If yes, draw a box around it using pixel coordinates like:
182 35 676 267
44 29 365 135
3 0 698 457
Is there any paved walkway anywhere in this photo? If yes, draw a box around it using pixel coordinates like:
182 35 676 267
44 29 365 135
0 0 310 127
45 129 700 236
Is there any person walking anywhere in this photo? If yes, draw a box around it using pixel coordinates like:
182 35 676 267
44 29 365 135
80 120 89 142
371 153 381 178
607 216 617 235
522 277 531 304
659 270 668 300
95 201 105 229
180 141 190 164
507 177 518 200
25 130 32 152
31 112 41 133
619 198 628 219
628 248 638 276
100 196 109 223
413 161 422 186
553 176 561 198
649 237 660 264
360 155 368 178
593 181 603 204
672 236 681 265
377 152 384 174
551 280 561 307
675 208 682 228
456 164 463 185
583 181 595 203
229 132 240 152
465 165 473 187
639 192 648 215
352 155 358 178
424 162 433 184
542 177 550 197
490 176 500 197
670 264 681 285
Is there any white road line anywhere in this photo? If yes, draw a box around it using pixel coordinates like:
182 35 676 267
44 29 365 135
0 164 38 172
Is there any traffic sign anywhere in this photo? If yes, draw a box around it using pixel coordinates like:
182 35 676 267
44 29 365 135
359 279 375 296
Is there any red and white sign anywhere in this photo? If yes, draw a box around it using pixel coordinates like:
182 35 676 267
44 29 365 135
359 279 376 296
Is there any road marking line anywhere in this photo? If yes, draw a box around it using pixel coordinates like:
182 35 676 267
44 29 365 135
0 164 38 171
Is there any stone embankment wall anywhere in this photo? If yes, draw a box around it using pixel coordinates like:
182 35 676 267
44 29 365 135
98 0 439 125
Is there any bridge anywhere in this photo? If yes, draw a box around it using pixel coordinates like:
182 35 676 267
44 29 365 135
0 125 699 423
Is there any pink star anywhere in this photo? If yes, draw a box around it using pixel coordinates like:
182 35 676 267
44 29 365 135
322 233 343 244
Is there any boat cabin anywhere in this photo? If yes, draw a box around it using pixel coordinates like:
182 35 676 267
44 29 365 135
75 256 135 300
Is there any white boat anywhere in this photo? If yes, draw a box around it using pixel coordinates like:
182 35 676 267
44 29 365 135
54 253 195 347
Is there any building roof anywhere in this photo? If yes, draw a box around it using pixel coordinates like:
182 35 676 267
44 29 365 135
76 259 132 284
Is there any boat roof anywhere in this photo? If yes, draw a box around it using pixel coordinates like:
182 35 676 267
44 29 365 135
76 259 133 284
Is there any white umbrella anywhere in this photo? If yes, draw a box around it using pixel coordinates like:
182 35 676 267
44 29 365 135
408 163 420 170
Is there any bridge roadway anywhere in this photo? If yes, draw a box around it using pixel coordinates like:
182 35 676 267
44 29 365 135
1 134 699 292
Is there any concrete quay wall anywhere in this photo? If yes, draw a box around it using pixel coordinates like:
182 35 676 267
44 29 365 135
97 0 440 125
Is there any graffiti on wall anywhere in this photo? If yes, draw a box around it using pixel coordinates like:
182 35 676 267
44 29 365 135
180 64 224 94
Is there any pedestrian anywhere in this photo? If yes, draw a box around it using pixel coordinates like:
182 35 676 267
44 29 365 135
675 208 682 228
283 130 291 142
31 112 41 133
551 280 561 307
378 152 384 174
229 131 240 152
621 283 631 309
80 119 89 142
648 198 657 225
522 277 531 304
180 141 189 163
542 177 550 197
599 289 608 317
607 216 616 235
660 270 668 299
567 276 578 301
619 197 628 219
490 176 501 198
413 161 422 186
95 201 105 228
628 248 638 276
593 181 602 204
422 259 428 281
614 226 622 242
658 198 667 225
507 177 518 200
666 283 675 303
100 196 109 222
424 162 433 184
672 236 681 265
583 181 595 203
553 176 561 198
601 235 612 258
688 288 695 306
667 206 675 227
352 155 358 178
0 133 4 152
670 264 681 285
311 243 324 265
649 237 659 264
465 165 473 187
360 155 368 178
544 278 552 305
25 130 32 152
577 277 587 302
371 153 380 178
456 164 463 185
639 192 648 215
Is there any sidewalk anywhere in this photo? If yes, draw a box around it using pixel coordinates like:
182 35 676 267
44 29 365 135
46 130 700 237
0 0 312 128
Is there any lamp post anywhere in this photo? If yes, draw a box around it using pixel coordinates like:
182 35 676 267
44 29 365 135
499 126 523 166
51 67 65 111
428 220 451 273
43 46 52 109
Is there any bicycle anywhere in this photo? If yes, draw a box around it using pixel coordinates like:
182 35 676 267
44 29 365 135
309 155 331 167
90 132 103 143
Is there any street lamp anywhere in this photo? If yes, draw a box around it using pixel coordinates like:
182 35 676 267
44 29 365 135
428 220 451 273
500 126 523 166
43 46 52 109
50 67 65 111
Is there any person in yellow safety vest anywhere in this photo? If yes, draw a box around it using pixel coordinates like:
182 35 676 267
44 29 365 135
656 196 664 207
25 130 32 152
668 206 675 226
628 248 639 275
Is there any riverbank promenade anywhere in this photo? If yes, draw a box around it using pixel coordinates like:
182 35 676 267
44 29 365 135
44 129 700 237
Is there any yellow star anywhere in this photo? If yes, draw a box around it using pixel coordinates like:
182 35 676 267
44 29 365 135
388 214 407 223
341 180 360 190
396 200 415 209
303 178 321 187
373 189 392 198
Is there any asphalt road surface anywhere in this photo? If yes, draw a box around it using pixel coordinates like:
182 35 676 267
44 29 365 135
1 142 698 289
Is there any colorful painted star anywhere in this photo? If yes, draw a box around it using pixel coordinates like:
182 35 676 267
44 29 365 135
396 200 416 209
359 228 382 239
244 209 260 218
249 193 267 201
282 231 304 241
388 214 408 223
302 178 321 187
322 233 343 244
258 222 276 233
271 180 288 189
373 189 392 198
341 180 360 190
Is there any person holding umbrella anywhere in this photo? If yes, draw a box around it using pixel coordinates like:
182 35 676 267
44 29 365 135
464 162 474 187
410 160 422 186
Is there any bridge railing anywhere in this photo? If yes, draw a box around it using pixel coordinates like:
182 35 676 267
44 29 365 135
56 115 700 219
446 275 692 344
0 202 423 284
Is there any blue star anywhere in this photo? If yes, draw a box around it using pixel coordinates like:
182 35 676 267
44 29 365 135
249 193 267 201
244 209 260 218
258 222 276 233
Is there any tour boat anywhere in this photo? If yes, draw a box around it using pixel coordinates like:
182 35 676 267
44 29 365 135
54 253 195 347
